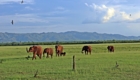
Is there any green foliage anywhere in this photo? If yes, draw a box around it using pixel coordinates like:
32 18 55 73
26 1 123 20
0 43 140 80
0 40 140 46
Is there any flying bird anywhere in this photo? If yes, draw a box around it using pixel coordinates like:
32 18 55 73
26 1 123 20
11 20 14 25
21 0 23 3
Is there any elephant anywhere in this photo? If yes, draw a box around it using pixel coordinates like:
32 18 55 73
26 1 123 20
26 45 43 60
55 45 63 57
60 52 66 56
43 48 53 58
107 46 114 52
81 45 92 55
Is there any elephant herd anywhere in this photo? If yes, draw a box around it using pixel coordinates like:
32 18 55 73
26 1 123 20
26 45 114 60
26 45 65 60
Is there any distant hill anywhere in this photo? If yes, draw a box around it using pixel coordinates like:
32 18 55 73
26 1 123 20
0 31 140 42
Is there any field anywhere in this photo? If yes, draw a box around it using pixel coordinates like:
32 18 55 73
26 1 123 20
0 43 140 80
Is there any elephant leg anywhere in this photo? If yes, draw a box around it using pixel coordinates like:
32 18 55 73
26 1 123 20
37 54 40 59
37 54 39 57
57 53 59 57
46 53 49 58
43 53 45 57
56 53 58 57
51 54 53 58
85 51 87 55
60 53 62 56
59 53 61 56
39 54 42 59
32 57 34 60
32 54 36 60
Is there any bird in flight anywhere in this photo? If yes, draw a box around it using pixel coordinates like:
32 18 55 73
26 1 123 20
21 0 23 3
11 20 14 25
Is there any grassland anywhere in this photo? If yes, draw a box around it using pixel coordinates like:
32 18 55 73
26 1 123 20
0 43 140 80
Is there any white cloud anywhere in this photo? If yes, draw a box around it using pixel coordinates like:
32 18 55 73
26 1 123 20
85 3 107 11
84 3 116 23
94 4 107 10
129 12 140 21
120 12 131 20
84 3 140 23
103 7 115 22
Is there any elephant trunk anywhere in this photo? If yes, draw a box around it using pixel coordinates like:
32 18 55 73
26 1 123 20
26 47 29 53
43 49 46 57
81 49 84 53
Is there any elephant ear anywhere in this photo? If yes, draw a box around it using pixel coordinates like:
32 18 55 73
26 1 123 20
34 46 40 53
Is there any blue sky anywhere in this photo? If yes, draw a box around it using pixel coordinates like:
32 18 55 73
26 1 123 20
0 0 140 36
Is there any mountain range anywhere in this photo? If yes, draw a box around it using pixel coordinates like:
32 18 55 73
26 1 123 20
0 31 140 42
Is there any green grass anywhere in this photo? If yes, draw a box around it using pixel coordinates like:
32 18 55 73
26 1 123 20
0 43 140 80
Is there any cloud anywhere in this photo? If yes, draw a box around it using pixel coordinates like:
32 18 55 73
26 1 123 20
84 3 140 23
103 7 115 22
85 3 107 11
121 12 130 20
24 6 34 10
84 3 116 23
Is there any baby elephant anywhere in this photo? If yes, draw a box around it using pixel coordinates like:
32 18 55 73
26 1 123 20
60 52 66 56
43 48 53 58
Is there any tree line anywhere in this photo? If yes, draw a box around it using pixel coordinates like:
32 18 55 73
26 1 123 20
0 40 140 46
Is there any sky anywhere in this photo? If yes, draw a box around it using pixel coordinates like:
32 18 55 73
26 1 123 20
0 0 140 36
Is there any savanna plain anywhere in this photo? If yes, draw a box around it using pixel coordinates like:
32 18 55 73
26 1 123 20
0 43 140 80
